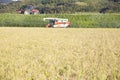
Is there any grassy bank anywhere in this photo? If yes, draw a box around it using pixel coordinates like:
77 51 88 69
0 28 120 80
0 13 120 28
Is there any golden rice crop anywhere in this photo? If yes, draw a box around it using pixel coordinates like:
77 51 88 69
0 27 120 80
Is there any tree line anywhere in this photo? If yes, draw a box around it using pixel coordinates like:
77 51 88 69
0 0 120 13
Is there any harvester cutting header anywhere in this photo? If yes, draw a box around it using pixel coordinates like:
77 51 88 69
43 18 71 28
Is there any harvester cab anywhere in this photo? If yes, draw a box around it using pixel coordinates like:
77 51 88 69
43 18 71 28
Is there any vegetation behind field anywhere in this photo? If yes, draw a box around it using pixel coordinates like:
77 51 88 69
0 13 120 28
0 0 120 13
0 28 120 80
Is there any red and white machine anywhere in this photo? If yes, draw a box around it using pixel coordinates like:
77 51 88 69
43 18 71 28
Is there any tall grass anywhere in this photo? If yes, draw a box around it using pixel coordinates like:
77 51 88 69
0 13 120 28
0 14 45 27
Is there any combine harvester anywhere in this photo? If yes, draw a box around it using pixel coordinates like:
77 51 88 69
43 18 71 28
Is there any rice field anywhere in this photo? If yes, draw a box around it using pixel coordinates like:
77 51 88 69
0 27 120 80
0 13 120 28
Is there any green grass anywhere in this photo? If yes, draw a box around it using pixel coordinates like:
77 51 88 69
0 27 120 80
0 13 120 28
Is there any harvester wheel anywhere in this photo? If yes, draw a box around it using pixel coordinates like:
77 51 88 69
46 24 53 28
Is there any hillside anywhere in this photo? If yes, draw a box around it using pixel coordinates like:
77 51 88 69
0 0 120 13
